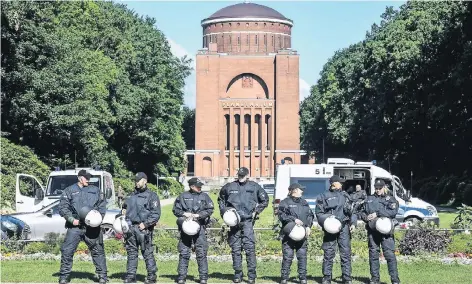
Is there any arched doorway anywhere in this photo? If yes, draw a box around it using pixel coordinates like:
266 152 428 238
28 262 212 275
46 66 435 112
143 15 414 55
202 157 212 177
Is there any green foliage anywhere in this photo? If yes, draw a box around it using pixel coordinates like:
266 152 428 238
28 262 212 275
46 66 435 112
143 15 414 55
23 242 51 254
447 233 472 254
158 178 184 197
182 107 195 150
453 204 472 229
1 1 192 178
399 224 452 255
300 1 472 203
0 138 51 209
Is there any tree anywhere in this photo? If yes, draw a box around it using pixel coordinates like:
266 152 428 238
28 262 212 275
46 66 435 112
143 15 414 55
1 1 192 177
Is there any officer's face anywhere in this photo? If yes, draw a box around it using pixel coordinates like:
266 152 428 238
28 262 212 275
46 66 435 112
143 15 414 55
331 182 342 190
290 188 303 197
191 185 202 192
136 178 147 189
374 187 385 196
238 175 248 183
78 176 89 187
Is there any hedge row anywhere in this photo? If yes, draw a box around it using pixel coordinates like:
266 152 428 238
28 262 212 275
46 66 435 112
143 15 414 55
2 227 471 258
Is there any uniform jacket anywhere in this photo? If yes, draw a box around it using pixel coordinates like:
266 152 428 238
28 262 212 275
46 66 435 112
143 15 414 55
315 189 356 224
173 191 214 225
123 187 161 229
218 180 269 220
59 184 107 225
278 196 314 228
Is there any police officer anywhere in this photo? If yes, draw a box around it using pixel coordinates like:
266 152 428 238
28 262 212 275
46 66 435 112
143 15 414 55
58 170 108 284
359 179 400 284
278 183 314 284
351 184 367 203
122 172 161 284
218 167 269 284
173 177 214 284
315 175 355 284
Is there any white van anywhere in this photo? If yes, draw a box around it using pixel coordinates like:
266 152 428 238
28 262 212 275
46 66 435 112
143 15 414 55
15 167 117 213
273 158 439 226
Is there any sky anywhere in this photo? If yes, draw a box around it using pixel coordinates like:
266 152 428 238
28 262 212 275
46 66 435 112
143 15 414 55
121 0 405 108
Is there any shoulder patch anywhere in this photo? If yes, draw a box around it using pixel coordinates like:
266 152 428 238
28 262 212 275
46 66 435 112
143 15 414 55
153 200 158 208
386 196 391 200
390 203 396 209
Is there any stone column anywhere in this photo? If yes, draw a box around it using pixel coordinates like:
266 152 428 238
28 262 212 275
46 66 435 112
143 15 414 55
229 108 234 177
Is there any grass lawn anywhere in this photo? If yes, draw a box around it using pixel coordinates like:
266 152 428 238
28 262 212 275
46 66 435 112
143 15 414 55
157 192 276 228
438 212 457 228
2 260 471 283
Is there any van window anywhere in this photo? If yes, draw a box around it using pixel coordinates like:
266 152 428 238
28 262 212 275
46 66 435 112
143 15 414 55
294 179 329 200
46 175 101 196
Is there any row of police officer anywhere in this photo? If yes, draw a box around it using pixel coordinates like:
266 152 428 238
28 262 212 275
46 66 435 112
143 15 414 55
57 169 399 284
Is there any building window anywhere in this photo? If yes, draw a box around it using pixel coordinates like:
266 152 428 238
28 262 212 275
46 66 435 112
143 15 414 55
255 35 258 45
237 36 240 45
272 36 274 46
246 35 249 44
264 35 267 45
229 35 232 45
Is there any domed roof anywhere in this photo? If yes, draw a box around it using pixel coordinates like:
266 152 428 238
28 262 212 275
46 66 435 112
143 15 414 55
202 2 292 25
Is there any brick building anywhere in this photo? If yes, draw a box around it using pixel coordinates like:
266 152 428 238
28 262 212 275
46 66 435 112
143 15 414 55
186 2 311 182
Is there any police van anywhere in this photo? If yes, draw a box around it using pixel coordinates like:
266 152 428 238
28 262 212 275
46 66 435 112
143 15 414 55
273 158 439 226
15 167 117 213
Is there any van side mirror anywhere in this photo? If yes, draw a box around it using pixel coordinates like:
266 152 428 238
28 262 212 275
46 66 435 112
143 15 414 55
35 188 44 200
45 209 53 217
106 188 112 199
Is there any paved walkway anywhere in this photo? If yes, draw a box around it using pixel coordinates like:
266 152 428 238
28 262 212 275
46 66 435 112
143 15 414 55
160 197 176 206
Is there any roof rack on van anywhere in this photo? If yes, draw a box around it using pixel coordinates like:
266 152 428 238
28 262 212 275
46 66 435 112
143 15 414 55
356 162 373 165
327 158 355 165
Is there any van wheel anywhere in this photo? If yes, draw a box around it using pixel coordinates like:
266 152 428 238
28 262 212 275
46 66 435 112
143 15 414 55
101 224 117 240
405 217 421 227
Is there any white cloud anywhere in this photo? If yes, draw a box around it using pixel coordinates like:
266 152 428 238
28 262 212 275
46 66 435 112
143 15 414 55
167 38 196 108
299 78 311 102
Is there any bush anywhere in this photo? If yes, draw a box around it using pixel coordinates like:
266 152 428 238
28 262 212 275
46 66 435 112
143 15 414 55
158 178 184 197
104 239 126 255
23 242 51 254
399 225 452 255
0 138 50 209
452 204 472 229
447 233 472 254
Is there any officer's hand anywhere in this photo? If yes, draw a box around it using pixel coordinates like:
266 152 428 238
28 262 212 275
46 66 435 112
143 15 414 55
350 225 356 232
295 219 303 225
191 214 200 219
367 213 377 221
138 223 146 230
183 212 192 218
72 219 80 226
305 227 311 237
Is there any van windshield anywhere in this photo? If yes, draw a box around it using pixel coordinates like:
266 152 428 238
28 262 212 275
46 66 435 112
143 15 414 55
46 175 101 196
295 179 329 200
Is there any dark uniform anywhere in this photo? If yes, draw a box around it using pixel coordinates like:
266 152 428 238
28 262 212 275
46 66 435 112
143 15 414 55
173 178 214 283
278 183 314 283
218 167 269 283
359 180 400 284
122 172 161 284
315 176 355 284
58 171 107 284
350 188 367 221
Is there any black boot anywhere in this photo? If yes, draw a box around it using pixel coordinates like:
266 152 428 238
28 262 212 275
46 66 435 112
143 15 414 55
58 278 68 284
248 279 256 284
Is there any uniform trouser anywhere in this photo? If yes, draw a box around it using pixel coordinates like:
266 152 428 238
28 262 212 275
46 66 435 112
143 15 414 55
322 224 352 281
281 237 308 280
368 230 400 283
59 226 107 280
228 220 257 280
177 227 209 280
124 226 157 281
